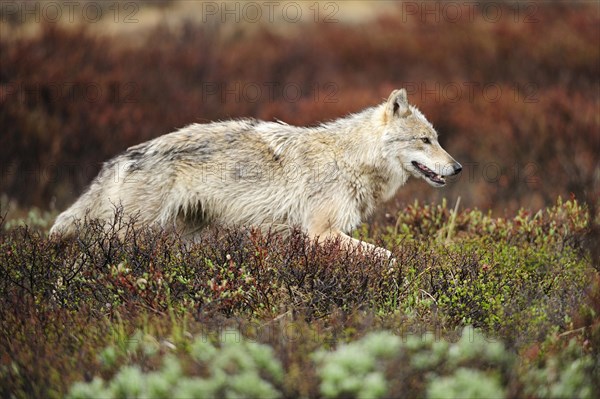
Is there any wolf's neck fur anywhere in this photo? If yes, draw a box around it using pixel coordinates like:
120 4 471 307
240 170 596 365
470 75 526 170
319 104 389 168
315 103 404 205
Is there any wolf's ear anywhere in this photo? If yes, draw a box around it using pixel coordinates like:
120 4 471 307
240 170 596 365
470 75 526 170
386 89 411 119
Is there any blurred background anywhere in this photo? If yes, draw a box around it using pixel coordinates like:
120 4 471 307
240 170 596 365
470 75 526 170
1 0 598 221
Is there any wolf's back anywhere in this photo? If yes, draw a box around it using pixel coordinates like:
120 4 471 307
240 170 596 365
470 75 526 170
49 120 263 236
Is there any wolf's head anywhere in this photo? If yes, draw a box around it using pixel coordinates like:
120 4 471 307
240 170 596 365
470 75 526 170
382 89 462 187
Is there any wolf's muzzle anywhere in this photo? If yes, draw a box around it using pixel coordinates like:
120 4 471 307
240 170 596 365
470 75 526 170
452 162 462 176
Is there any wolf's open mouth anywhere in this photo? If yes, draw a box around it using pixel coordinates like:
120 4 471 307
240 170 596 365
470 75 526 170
412 161 446 185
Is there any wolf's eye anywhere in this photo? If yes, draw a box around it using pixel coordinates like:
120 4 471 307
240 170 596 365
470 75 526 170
421 138 431 144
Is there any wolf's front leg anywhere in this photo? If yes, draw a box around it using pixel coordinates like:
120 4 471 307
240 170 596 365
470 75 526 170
341 232 393 260
309 228 394 261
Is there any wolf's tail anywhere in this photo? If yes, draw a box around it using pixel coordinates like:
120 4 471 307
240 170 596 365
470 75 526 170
49 183 103 237
49 204 85 237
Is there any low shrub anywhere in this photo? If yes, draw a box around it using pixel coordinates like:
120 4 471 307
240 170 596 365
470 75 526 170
0 198 597 398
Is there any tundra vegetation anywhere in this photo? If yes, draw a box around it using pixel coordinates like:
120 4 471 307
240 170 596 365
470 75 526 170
1 1 598 398
1 198 598 398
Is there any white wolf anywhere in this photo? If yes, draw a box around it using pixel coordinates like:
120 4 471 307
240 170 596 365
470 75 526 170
50 89 461 257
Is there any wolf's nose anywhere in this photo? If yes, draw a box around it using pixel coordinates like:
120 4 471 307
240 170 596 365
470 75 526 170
453 163 462 175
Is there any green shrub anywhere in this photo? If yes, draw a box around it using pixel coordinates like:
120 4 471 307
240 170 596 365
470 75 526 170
313 331 401 398
67 331 283 399
314 327 513 399
522 338 596 399
426 368 505 399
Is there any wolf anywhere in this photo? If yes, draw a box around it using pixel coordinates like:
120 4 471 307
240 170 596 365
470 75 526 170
50 89 462 257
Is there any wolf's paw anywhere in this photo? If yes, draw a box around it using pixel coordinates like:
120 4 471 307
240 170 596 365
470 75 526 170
372 246 396 264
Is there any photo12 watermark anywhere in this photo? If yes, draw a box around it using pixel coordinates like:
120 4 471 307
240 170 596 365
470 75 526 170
0 1 140 24
400 1 539 24
1 161 540 189
403 81 539 104
185 322 516 347
1 81 139 105
201 81 339 104
200 1 339 24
